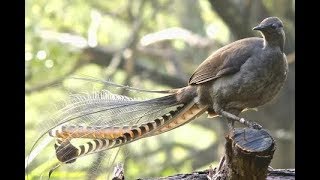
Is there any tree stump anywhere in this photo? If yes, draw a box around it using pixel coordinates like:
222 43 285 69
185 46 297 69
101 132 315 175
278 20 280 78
212 128 276 180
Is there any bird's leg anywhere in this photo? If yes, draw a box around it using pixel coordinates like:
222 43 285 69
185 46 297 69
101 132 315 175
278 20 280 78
219 110 262 129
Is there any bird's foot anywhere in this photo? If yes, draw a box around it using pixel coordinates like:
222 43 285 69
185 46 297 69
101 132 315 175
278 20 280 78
250 121 263 129
240 118 262 129
219 110 262 129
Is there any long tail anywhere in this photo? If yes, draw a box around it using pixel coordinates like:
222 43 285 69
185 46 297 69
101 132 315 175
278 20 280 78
53 100 208 164
27 85 208 176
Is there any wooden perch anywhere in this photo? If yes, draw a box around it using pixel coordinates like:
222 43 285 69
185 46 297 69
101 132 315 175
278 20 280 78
220 128 276 180
137 128 295 180
137 169 295 180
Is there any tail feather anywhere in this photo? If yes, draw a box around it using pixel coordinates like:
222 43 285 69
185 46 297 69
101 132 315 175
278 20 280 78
69 76 178 94
53 100 208 163
42 89 180 137
26 84 200 178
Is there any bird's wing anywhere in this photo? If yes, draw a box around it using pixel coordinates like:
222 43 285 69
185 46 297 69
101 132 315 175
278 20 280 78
189 37 263 85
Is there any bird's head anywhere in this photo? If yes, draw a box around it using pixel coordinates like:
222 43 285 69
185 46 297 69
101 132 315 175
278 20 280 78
253 17 285 51
253 17 284 33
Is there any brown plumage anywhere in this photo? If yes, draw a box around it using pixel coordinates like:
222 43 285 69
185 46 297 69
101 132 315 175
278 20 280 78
189 37 263 85
186 17 288 123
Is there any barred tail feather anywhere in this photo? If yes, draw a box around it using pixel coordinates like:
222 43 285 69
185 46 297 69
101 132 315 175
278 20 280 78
54 101 208 163
27 84 199 179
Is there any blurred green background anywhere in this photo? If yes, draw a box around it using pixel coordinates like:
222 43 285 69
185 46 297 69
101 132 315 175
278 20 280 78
25 0 295 179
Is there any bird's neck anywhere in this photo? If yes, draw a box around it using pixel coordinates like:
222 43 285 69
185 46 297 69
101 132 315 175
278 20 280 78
262 31 285 52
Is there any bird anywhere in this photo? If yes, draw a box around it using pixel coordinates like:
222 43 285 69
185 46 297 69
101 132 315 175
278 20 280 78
188 16 288 130
28 17 289 169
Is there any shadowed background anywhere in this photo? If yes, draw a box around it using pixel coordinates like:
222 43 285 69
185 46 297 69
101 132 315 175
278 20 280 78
25 0 295 179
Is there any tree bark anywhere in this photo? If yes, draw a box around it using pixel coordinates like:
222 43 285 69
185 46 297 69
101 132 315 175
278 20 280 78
136 169 295 180
221 128 276 180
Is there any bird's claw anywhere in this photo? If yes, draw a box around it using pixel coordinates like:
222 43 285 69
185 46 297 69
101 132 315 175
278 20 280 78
249 121 262 130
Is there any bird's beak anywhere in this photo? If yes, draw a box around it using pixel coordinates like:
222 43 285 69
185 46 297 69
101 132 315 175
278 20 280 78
252 25 264 31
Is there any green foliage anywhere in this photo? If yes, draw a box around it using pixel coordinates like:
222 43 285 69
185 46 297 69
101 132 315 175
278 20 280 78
26 0 295 179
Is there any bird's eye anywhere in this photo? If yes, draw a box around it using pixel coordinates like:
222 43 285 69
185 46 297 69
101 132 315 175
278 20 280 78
271 23 277 29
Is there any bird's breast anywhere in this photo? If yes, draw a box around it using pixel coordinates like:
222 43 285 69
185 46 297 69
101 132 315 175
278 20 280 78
209 51 288 110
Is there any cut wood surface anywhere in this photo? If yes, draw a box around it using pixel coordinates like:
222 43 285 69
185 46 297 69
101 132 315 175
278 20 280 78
223 128 276 180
